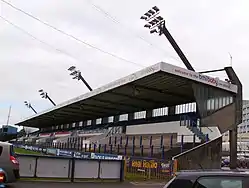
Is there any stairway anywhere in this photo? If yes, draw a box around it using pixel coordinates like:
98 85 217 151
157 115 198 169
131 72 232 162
180 114 208 142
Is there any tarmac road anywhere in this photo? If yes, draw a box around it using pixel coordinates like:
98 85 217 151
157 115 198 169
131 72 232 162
7 182 165 188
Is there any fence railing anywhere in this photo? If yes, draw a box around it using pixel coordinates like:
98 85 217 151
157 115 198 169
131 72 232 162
17 153 125 182
13 135 206 160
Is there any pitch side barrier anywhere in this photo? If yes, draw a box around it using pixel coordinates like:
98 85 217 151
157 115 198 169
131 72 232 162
14 144 123 160
14 144 174 180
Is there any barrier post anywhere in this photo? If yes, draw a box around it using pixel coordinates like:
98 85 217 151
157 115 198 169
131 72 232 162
140 136 142 147
206 134 209 142
93 144 96 153
110 144 113 154
141 145 144 156
181 135 184 153
109 137 112 145
80 137 83 151
132 145 135 156
160 135 164 148
126 136 129 146
89 144 92 152
150 145 154 157
150 136 152 146
85 144 87 152
98 144 101 153
78 139 80 150
70 152 75 182
104 144 107 153
170 134 173 149
132 136 135 146
120 136 123 146
114 136 117 146
117 144 120 154
124 145 127 156
193 134 196 147
162 145 165 159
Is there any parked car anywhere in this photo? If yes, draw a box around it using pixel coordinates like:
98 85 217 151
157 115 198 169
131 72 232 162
164 169 249 188
0 142 19 183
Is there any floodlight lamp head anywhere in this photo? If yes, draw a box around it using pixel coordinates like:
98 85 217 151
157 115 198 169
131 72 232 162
148 10 155 15
140 16 147 20
144 12 151 18
70 70 78 76
68 66 76 71
152 6 160 12
144 24 151 28
156 16 164 21
150 29 158 34
72 76 78 80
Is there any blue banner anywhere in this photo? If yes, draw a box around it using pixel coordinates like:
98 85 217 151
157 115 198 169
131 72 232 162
14 144 123 161
90 152 123 160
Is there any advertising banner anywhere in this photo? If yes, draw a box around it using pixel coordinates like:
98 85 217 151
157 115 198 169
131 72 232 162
46 148 57 155
15 144 123 161
126 156 171 174
90 152 123 160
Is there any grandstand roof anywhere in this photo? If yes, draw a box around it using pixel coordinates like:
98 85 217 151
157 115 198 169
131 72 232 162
16 62 238 128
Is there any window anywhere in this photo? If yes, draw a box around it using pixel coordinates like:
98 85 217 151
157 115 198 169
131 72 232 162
166 178 194 188
9 145 14 156
195 176 245 188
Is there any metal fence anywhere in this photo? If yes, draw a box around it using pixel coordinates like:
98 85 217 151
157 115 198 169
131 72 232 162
15 134 206 160
125 156 172 181
17 154 125 182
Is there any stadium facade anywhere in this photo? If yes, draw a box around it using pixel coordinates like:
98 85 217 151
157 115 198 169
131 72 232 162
15 62 242 170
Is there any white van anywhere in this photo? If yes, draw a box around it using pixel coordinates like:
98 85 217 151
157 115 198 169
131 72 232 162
0 142 19 183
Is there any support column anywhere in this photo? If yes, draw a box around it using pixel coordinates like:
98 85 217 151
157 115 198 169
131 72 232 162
114 115 119 123
91 119 96 129
168 106 176 115
229 128 237 169
102 117 109 124
82 121 87 128
124 113 134 134
146 110 153 119
225 67 242 169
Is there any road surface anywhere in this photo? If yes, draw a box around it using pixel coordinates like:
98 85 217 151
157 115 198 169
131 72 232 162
8 182 165 188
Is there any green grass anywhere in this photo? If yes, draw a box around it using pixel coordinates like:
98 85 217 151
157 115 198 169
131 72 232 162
125 173 170 182
14 148 44 155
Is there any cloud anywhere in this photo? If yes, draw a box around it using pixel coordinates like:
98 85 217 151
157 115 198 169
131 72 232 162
0 0 248 127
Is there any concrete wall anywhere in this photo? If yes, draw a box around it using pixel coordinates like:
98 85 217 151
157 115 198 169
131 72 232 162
126 121 201 143
200 126 221 140
17 155 123 180
201 103 236 134
173 136 222 170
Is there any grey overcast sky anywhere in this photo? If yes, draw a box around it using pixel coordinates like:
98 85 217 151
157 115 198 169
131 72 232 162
0 0 248 127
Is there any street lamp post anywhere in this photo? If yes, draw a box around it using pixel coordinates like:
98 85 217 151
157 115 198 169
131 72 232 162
24 101 37 114
38 89 56 106
140 6 195 71
68 66 93 91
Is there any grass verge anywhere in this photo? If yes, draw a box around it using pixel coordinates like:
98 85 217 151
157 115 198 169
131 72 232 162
14 148 44 155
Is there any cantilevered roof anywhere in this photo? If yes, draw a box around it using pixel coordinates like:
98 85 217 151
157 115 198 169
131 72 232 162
16 62 237 128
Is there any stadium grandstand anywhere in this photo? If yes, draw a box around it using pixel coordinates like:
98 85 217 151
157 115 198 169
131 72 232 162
14 61 242 167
